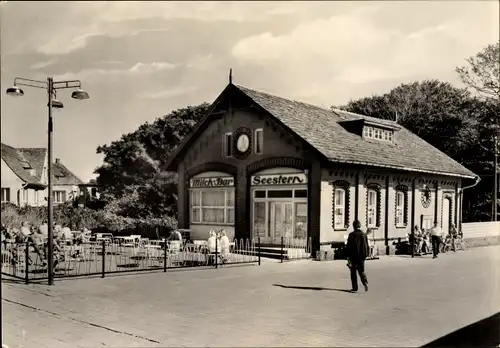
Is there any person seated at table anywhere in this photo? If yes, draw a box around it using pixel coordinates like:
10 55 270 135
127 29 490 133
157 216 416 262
61 225 72 245
218 230 230 262
207 230 221 264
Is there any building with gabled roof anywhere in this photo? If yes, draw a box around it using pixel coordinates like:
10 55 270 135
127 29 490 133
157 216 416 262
164 82 478 257
1 143 83 206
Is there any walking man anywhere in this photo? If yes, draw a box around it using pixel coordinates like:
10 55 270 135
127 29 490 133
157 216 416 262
430 221 442 259
346 220 369 292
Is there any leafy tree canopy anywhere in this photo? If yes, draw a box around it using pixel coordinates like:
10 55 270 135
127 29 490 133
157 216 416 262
456 42 500 101
94 103 211 219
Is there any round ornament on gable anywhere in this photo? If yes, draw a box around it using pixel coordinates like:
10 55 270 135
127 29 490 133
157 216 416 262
233 127 252 159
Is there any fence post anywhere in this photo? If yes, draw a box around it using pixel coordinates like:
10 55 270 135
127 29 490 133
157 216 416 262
163 238 167 272
281 236 284 263
101 240 106 278
258 237 261 266
215 236 218 269
25 240 30 284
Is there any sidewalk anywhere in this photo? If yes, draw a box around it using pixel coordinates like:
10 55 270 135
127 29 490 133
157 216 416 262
2 246 499 347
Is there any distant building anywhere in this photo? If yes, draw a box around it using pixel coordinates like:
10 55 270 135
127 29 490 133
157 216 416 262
165 83 478 256
1 143 83 206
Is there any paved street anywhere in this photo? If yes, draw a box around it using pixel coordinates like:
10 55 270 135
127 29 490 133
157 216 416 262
2 246 500 347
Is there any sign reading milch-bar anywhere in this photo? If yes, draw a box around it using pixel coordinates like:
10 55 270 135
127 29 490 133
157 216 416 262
189 177 235 188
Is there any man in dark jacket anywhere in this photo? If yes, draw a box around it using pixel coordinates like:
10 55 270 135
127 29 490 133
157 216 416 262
346 220 369 292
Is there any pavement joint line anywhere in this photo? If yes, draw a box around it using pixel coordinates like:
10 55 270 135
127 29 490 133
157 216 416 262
1 298 161 344
3 284 54 297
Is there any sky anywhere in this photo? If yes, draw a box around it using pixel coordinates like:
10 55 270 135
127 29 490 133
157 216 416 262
1 1 498 182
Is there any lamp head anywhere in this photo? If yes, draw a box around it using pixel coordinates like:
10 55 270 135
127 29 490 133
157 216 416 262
71 88 89 100
6 86 24 97
48 99 64 109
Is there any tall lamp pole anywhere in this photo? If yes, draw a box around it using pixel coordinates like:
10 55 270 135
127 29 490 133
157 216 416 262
494 135 498 222
6 77 89 285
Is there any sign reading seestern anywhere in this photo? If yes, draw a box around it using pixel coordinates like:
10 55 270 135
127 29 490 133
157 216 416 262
251 173 308 186
189 177 234 188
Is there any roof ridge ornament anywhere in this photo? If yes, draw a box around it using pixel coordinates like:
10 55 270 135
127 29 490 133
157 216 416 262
229 68 232 84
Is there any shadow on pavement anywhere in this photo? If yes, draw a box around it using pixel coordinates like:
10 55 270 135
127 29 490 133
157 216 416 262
421 312 500 348
273 284 353 293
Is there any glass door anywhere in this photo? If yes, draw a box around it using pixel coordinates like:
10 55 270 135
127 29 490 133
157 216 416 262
269 202 283 244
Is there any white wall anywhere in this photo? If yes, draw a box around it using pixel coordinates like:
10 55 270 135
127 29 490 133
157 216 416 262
462 222 500 238
1 159 23 205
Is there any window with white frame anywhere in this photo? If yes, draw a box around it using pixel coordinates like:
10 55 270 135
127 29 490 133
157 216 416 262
190 189 235 224
395 191 405 226
334 188 346 229
255 128 263 155
23 189 28 205
1 188 10 203
223 133 233 157
363 126 394 143
53 190 66 203
367 189 378 228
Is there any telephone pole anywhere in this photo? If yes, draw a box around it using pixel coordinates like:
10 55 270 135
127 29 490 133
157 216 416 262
494 135 498 221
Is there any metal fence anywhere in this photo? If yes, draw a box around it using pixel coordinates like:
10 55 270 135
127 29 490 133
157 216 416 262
278 237 312 262
1 237 262 283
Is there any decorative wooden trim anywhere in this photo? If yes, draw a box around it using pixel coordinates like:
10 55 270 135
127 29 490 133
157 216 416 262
366 183 382 228
246 157 309 176
395 185 409 227
441 191 455 229
186 162 238 179
330 180 350 230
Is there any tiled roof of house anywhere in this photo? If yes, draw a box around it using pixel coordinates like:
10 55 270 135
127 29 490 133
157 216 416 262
53 161 84 186
234 84 476 178
1 143 83 186
17 148 47 181
1 143 45 186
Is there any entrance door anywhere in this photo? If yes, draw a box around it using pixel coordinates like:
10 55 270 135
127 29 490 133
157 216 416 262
269 202 293 243
442 198 450 234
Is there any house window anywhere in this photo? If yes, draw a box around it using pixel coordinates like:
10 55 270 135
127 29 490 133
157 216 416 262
331 181 350 230
1 188 10 203
224 133 233 157
367 188 380 228
395 191 404 226
255 128 263 155
395 185 408 227
23 189 28 205
53 190 66 203
190 189 235 224
334 188 346 229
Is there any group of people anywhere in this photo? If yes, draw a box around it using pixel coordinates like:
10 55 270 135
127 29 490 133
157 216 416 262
409 222 462 258
1 221 92 269
165 228 231 263
344 219 463 293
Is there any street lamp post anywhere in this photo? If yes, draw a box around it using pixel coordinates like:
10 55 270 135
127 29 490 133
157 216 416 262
6 77 89 285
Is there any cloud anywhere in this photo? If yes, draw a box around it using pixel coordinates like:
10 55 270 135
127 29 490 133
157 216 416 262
231 5 499 86
128 62 176 74
53 61 177 82
137 86 200 100
29 60 56 70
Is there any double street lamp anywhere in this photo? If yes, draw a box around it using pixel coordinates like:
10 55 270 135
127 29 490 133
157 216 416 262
6 77 89 285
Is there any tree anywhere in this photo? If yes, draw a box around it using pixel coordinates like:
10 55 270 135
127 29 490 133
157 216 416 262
336 80 496 221
94 103 211 220
456 42 500 101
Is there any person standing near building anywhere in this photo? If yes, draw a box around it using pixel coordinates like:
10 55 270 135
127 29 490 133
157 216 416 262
346 220 369 292
430 221 442 259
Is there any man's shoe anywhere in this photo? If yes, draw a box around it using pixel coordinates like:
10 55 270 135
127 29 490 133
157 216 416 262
364 284 368 292
350 289 358 292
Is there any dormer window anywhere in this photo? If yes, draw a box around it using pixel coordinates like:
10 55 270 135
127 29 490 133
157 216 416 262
363 126 394 143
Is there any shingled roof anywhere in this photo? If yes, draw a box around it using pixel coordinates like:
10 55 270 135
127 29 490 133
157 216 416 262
1 143 45 187
1 143 83 187
166 83 476 179
53 160 84 186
